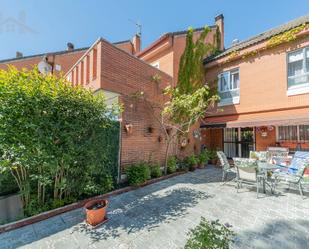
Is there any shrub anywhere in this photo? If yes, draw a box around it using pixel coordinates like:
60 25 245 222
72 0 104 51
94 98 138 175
198 150 209 166
0 67 121 212
126 162 151 186
176 158 189 172
186 155 198 166
167 156 177 174
184 218 235 249
149 163 162 178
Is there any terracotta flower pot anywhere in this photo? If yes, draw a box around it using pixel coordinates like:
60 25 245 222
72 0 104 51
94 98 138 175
85 199 108 226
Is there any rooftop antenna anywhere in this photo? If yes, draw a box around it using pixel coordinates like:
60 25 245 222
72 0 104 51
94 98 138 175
129 19 142 37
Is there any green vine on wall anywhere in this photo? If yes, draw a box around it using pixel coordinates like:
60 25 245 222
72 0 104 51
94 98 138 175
266 23 309 48
223 23 309 64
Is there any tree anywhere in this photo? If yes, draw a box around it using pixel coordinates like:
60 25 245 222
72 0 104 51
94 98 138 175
0 67 120 213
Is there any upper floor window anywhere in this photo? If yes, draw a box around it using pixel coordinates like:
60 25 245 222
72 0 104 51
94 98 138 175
218 68 240 106
287 46 309 96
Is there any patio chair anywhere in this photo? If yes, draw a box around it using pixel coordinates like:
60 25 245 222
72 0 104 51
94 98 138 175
217 151 236 184
273 156 309 198
233 158 263 198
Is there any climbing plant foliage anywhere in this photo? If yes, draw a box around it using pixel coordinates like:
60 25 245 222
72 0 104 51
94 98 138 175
0 67 120 215
177 26 215 94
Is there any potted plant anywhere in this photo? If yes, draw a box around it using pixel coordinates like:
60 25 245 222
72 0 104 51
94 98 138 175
197 150 209 168
85 199 108 226
186 155 198 171
209 149 218 166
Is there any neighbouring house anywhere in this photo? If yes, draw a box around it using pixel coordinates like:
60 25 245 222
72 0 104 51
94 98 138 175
202 14 309 158
137 14 225 156
0 35 140 75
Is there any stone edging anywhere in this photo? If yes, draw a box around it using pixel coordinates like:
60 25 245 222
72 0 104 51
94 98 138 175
0 171 186 234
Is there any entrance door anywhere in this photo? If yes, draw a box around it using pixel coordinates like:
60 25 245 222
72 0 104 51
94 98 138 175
240 128 254 158
223 128 255 158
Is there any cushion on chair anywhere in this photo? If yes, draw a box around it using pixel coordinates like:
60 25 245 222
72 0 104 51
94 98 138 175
288 151 309 174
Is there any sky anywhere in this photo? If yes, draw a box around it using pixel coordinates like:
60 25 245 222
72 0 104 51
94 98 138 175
0 0 308 60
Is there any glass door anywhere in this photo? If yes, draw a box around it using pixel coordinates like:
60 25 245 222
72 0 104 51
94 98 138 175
223 127 255 158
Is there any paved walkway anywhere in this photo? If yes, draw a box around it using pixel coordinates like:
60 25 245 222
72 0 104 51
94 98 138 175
1 166 309 249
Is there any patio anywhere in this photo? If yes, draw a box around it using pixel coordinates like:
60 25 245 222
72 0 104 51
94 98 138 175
0 166 308 249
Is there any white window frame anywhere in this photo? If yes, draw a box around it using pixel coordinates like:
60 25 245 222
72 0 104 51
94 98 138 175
217 68 240 106
287 46 309 96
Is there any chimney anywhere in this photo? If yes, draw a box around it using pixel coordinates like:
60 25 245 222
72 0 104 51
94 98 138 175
132 34 141 54
16 51 23 58
215 14 224 51
67 42 74 51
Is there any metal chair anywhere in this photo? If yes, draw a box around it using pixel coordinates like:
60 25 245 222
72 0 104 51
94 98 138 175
217 151 236 184
233 157 263 198
273 158 309 198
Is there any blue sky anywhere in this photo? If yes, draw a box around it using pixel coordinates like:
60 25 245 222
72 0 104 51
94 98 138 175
0 0 308 60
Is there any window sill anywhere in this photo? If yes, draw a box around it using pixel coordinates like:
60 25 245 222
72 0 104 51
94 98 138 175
218 97 240 107
287 83 309 96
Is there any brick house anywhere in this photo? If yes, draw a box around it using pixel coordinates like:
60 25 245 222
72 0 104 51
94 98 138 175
65 38 172 167
202 14 309 158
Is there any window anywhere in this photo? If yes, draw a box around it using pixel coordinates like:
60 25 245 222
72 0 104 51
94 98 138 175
218 68 240 106
287 46 309 95
278 126 298 141
299 125 309 141
92 48 97 80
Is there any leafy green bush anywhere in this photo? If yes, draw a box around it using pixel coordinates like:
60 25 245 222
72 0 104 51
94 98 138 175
198 150 209 166
167 156 177 174
0 67 120 213
186 155 198 166
126 162 151 186
184 218 235 249
149 163 162 178
176 158 189 172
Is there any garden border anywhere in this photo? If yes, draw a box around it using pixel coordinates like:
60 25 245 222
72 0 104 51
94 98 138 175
0 170 186 234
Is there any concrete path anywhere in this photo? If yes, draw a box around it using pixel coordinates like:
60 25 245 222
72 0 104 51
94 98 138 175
0 166 309 249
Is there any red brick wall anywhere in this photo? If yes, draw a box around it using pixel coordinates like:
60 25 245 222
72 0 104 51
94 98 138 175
98 39 175 166
255 128 276 151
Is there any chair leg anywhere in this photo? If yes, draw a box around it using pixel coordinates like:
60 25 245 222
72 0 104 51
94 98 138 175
256 180 259 198
298 182 304 199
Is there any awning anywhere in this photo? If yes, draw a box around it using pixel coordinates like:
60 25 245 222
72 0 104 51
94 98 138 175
203 108 309 128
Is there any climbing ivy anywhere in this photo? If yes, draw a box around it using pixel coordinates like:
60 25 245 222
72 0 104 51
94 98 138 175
222 23 309 64
266 23 309 48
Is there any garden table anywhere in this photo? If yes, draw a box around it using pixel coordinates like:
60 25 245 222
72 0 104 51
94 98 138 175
257 162 281 194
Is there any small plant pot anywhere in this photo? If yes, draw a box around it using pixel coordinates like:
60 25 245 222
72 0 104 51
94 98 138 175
198 163 205 169
85 199 108 226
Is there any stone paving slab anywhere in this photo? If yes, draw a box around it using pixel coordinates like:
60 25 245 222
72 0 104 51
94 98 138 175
0 166 309 249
